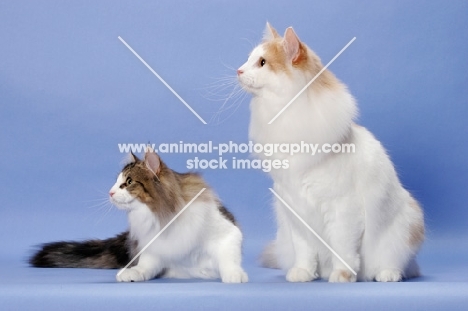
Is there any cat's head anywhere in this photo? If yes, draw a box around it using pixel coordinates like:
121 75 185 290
109 148 180 219
237 23 328 96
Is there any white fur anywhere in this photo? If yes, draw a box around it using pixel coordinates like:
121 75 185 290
238 30 424 282
109 173 248 283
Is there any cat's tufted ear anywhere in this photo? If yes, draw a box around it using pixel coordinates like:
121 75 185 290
263 22 280 41
129 151 139 163
283 27 302 62
144 146 161 177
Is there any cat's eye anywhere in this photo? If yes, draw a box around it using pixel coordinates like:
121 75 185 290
119 176 133 189
259 58 266 67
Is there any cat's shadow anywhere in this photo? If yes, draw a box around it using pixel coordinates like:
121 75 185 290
95 275 430 284
96 278 219 285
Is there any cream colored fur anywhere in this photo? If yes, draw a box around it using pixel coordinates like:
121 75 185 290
238 24 424 282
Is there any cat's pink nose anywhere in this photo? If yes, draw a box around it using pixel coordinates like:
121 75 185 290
109 191 115 197
237 69 244 75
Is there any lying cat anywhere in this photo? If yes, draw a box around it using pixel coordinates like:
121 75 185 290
30 148 248 283
237 23 424 282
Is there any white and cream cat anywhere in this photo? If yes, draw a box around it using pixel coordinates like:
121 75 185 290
237 23 424 282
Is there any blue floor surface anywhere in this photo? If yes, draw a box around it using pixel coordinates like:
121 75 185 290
1 237 467 310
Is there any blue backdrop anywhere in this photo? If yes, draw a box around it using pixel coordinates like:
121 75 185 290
1 1 467 310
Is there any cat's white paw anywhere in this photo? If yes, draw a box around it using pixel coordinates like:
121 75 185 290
116 268 147 282
286 267 317 282
221 268 249 283
328 269 357 283
375 269 402 282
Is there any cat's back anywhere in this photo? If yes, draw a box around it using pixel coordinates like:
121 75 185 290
176 171 213 203
349 124 401 183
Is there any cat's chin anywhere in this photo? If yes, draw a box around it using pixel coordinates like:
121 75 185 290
239 85 255 94
110 198 137 211
238 80 261 95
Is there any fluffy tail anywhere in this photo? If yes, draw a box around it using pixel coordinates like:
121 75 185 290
260 240 280 269
29 232 131 269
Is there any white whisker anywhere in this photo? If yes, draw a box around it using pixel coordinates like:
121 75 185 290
200 76 246 125
82 189 120 225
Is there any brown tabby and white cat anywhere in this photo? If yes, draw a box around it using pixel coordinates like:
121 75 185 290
237 23 424 282
30 149 248 283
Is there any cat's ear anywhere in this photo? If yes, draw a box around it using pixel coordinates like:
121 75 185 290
144 146 161 177
283 27 302 62
263 22 280 41
129 151 139 163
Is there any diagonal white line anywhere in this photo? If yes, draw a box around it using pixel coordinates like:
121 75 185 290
117 188 206 276
268 37 356 124
269 188 357 276
118 36 207 125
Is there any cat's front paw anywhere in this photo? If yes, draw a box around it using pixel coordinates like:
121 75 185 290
286 267 317 282
329 269 357 283
221 268 249 283
375 269 402 282
116 268 147 282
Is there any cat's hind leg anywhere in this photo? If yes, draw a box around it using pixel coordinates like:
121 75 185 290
369 197 424 282
370 232 419 282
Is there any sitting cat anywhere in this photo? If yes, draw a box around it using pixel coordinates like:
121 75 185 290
30 148 248 283
237 23 424 282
